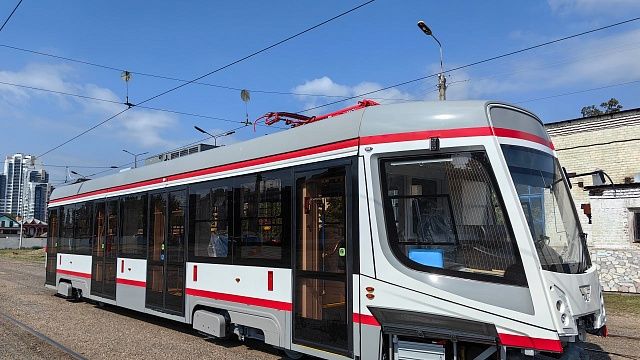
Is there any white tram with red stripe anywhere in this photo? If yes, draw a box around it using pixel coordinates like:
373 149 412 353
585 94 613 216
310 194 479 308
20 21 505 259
46 100 606 359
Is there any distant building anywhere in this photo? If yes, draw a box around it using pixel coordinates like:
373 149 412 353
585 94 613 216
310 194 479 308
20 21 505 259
546 107 640 293
0 174 5 211
0 213 19 235
0 154 50 221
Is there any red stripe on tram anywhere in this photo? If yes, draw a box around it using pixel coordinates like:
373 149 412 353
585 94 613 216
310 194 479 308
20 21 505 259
186 288 292 312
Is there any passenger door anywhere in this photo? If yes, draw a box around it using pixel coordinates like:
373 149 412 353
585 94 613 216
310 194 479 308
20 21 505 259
91 200 118 299
45 208 59 286
146 189 186 315
293 165 352 356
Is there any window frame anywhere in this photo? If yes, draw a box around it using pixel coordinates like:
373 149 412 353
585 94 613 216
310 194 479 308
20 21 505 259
231 169 292 268
73 201 93 255
119 192 148 259
379 151 528 287
188 180 233 264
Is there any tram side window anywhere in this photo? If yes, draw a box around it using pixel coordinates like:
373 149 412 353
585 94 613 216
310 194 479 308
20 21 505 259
60 206 74 253
120 194 147 258
74 202 93 255
189 183 231 261
381 152 527 286
235 172 291 265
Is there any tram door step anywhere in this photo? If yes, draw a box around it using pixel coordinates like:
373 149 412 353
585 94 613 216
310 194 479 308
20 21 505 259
395 340 445 360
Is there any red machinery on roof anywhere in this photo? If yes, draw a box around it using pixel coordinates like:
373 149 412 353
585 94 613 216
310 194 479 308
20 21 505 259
254 99 380 129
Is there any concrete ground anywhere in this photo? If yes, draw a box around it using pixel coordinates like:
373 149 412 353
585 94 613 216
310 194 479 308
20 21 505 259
0 255 637 359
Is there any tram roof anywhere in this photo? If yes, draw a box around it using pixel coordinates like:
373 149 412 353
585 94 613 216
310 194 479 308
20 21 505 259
50 100 541 202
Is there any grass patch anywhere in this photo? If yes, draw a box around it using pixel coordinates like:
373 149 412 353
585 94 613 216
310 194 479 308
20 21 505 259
604 293 640 315
0 248 46 263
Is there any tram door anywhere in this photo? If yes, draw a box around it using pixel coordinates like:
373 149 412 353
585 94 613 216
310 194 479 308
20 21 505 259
45 208 59 286
91 200 118 299
146 190 186 315
293 166 352 355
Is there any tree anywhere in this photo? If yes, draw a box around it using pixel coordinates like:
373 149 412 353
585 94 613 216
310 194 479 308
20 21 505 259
581 105 602 117
600 98 623 114
581 98 623 117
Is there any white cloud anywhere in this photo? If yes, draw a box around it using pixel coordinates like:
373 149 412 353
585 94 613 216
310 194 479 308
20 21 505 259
452 28 640 100
548 0 640 16
292 76 414 113
0 63 178 149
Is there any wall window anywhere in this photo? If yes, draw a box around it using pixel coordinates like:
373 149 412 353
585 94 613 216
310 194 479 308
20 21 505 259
189 183 231 261
74 202 93 255
120 194 147 258
381 152 526 286
235 172 291 264
634 212 640 243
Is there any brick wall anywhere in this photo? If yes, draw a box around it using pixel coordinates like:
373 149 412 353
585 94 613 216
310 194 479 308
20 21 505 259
546 109 640 247
545 110 640 293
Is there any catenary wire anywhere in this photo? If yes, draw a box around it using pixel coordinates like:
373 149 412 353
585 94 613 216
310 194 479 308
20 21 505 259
83 124 250 179
0 46 387 99
299 16 640 113
513 79 640 104
0 79 287 129
0 0 23 33
36 0 375 158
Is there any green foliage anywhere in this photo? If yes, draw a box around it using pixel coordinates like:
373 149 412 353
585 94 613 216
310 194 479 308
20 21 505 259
581 98 623 117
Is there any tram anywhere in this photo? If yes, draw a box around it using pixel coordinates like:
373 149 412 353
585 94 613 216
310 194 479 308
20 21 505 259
45 100 606 359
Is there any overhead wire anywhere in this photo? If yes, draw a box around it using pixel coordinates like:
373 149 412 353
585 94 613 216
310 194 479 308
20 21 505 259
83 125 248 179
36 0 375 158
0 0 23 33
514 79 640 104
0 79 287 129
0 44 407 100
298 16 640 113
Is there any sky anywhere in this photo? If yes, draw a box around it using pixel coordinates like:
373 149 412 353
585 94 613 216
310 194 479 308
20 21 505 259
1 0 639 184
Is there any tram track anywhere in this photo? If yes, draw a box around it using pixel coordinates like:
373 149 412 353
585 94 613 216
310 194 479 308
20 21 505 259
0 309 87 360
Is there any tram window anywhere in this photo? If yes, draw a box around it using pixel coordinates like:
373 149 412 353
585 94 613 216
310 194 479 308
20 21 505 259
381 152 526 286
235 172 291 265
60 206 74 253
74 202 93 255
120 194 147 258
189 183 231 261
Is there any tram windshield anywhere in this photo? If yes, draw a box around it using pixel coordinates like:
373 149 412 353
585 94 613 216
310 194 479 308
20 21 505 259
501 145 591 274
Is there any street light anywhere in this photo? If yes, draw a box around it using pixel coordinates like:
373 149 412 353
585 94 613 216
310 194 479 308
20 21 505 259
122 149 149 168
194 126 236 147
417 20 447 100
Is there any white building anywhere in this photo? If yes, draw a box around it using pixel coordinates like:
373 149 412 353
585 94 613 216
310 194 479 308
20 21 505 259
1 154 50 221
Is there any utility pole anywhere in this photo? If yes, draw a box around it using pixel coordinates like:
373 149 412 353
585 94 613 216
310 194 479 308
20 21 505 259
417 20 447 100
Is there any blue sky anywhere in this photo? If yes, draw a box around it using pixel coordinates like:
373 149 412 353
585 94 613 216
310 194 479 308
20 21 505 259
1 0 639 183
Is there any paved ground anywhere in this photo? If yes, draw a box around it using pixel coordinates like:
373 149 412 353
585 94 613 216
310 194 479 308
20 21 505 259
0 257 638 359
0 259 282 360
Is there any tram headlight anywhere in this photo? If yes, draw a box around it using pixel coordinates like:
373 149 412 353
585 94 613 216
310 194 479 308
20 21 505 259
556 300 565 312
561 313 569 326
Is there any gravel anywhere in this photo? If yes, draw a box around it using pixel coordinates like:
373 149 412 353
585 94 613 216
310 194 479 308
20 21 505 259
0 259 282 360
1 259 638 360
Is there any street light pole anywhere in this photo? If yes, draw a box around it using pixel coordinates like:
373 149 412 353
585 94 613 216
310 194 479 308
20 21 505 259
122 149 149 168
194 126 236 148
417 20 447 100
